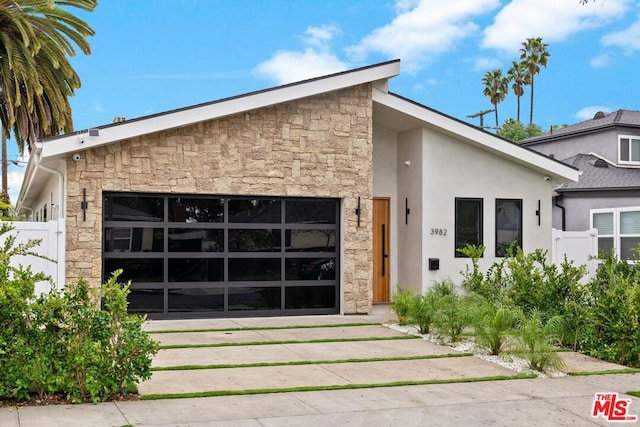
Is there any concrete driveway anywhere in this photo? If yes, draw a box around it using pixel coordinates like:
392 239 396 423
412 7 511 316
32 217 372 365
1 306 638 426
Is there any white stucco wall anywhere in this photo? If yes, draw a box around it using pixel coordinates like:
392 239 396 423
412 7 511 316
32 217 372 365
396 128 424 293
421 127 554 289
372 125 398 290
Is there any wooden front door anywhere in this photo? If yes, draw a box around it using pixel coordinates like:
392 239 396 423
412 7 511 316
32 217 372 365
373 198 390 303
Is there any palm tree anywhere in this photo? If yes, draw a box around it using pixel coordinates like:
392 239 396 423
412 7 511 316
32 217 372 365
519 37 550 124
482 69 509 128
0 0 96 198
507 61 529 123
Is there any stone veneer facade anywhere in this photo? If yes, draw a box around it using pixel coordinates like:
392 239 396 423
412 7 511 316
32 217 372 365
65 84 374 314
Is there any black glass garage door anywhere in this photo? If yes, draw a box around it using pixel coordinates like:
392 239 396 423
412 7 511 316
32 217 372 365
102 193 340 318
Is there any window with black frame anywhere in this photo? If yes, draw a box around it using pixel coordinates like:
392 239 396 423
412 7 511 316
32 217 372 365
495 199 522 257
455 198 483 257
102 193 339 318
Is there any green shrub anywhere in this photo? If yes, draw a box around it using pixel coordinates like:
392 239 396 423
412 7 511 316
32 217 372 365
433 291 474 343
408 290 439 334
391 286 415 325
510 310 565 372
583 251 640 367
472 302 519 355
0 224 158 403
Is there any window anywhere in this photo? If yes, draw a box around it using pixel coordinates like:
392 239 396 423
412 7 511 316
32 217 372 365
592 211 614 255
495 199 522 257
592 207 640 260
619 136 640 164
455 198 483 257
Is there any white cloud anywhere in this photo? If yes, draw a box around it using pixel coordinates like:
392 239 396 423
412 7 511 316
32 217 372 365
303 24 341 49
574 105 615 121
255 25 348 84
602 16 640 51
589 53 611 67
482 0 629 52
473 57 502 72
255 49 347 85
347 0 501 71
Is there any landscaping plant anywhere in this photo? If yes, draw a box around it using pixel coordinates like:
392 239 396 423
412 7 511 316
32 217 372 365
0 224 159 403
390 286 415 325
472 302 520 356
408 289 439 334
510 310 565 372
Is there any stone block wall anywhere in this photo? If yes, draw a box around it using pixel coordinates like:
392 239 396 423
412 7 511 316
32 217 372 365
65 83 374 313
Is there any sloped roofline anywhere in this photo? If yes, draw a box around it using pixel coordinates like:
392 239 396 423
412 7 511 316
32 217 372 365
38 59 401 158
373 90 580 183
523 109 640 146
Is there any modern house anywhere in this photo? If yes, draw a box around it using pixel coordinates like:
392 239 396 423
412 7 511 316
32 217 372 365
16 60 579 319
523 110 640 260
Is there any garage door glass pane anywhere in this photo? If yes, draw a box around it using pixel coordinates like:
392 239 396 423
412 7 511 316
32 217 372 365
286 230 336 252
285 286 335 309
286 258 336 280
286 200 336 224
104 196 164 222
168 288 224 312
229 229 281 252
228 287 281 310
128 289 164 313
228 258 281 281
169 229 223 252
168 258 224 282
228 199 280 223
168 198 224 223
104 258 163 283
104 228 163 252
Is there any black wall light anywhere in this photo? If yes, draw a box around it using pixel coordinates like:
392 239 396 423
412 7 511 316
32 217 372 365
81 188 88 222
355 196 361 227
405 197 410 225
535 199 541 226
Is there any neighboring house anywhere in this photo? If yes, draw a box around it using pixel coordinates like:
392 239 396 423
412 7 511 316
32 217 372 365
16 60 578 319
523 110 640 260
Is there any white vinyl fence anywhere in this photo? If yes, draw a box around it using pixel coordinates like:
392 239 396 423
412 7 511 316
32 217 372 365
1 219 65 294
551 228 598 282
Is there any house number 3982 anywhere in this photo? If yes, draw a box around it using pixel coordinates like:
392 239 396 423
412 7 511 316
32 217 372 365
430 228 447 236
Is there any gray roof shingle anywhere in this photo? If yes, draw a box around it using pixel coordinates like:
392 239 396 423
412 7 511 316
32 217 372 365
557 153 640 192
524 109 640 144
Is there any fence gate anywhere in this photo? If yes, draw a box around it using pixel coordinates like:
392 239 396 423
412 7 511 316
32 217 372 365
0 220 65 294
551 228 598 282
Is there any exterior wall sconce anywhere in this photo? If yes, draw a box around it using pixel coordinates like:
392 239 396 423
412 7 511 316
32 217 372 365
81 188 88 222
355 196 361 227
405 197 410 224
404 160 411 167
535 199 541 226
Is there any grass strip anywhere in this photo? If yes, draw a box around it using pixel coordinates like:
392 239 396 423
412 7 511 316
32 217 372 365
158 335 419 350
147 322 381 335
628 391 640 398
152 352 473 371
567 368 640 376
141 373 537 400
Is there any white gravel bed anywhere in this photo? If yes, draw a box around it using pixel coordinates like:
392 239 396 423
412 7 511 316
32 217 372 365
384 323 566 378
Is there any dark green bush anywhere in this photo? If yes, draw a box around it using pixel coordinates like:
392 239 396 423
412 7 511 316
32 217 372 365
582 251 640 367
0 224 158 403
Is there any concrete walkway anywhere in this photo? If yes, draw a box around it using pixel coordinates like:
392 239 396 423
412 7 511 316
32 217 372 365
1 306 639 426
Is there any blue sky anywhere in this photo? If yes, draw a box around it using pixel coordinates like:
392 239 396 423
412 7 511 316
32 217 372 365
6 0 640 201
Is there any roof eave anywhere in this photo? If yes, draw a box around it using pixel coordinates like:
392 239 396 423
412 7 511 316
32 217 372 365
40 60 401 158
373 91 580 183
